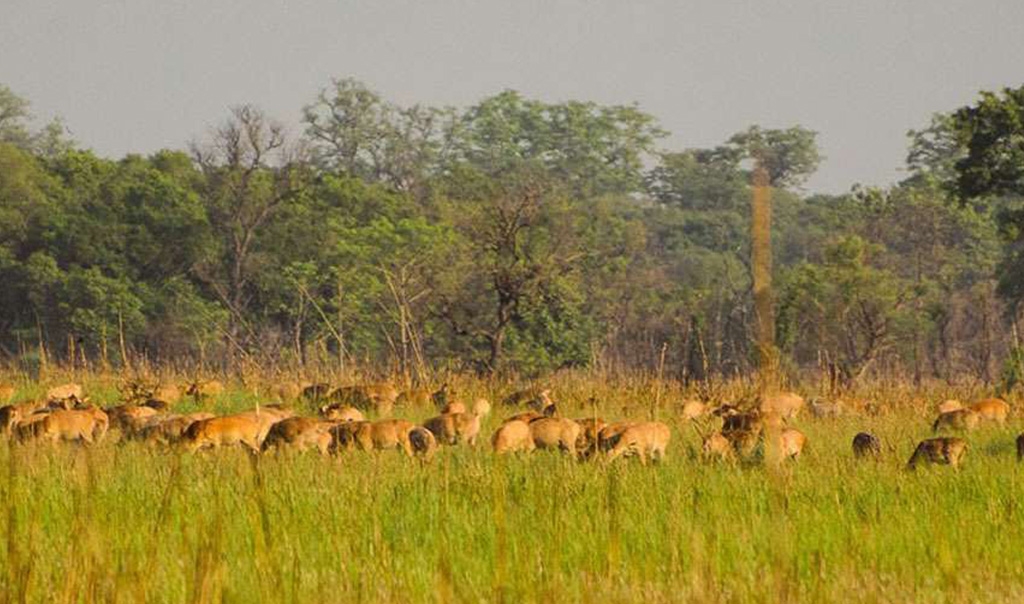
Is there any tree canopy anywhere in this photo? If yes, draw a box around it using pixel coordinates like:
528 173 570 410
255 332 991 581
0 79 1015 386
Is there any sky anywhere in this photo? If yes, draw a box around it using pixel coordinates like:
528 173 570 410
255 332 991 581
2 0 1022 193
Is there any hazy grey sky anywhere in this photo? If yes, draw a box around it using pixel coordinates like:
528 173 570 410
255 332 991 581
2 0 1022 192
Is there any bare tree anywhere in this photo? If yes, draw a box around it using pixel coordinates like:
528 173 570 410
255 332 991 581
191 104 309 354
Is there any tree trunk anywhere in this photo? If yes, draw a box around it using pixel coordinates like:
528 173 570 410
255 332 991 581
486 297 515 374
488 330 504 375
751 161 776 391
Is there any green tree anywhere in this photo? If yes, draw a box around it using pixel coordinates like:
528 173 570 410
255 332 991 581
906 112 963 185
0 85 32 149
454 90 665 197
303 78 395 180
951 86 1024 200
0 84 74 157
726 125 822 188
948 85 1024 310
647 148 747 212
0 143 64 352
434 164 587 374
303 78 455 198
857 182 1000 381
778 236 904 389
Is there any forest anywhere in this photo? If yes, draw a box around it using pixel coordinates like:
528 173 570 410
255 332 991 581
1 80 1022 388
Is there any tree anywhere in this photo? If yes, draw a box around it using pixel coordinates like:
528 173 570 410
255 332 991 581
948 86 1024 309
906 112 963 185
0 85 32 149
726 125 821 188
725 125 821 385
749 161 775 384
380 104 456 197
777 236 904 390
453 90 665 197
646 148 747 212
33 118 74 160
303 78 394 180
0 80 1018 380
0 84 74 157
951 86 1024 200
644 144 769 379
191 104 310 353
0 143 63 354
303 78 455 197
306 175 452 371
434 165 586 374
856 182 1000 382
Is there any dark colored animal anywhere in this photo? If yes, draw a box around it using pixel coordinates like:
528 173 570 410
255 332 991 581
852 432 881 458
907 437 967 469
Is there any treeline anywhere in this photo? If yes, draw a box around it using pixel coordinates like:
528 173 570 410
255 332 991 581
0 79 1021 387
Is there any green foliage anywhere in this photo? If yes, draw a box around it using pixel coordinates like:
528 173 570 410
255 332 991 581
0 84 32 148
779 235 902 381
998 345 1024 394
906 112 964 185
946 86 1024 310
0 78 1017 379
725 125 821 188
146 276 229 359
303 78 454 196
0 84 74 156
952 85 1024 200
453 90 666 197
431 164 592 373
647 148 747 212
60 267 145 348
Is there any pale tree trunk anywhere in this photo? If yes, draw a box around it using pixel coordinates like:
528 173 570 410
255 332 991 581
751 161 777 392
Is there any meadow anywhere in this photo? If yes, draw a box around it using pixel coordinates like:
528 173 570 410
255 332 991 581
1 372 1023 603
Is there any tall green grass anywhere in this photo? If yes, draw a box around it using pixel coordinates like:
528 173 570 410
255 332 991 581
1 376 1023 603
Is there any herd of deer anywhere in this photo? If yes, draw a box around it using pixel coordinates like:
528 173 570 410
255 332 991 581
0 380 1020 469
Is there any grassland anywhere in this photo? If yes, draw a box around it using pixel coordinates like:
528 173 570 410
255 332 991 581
1 372 1023 603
